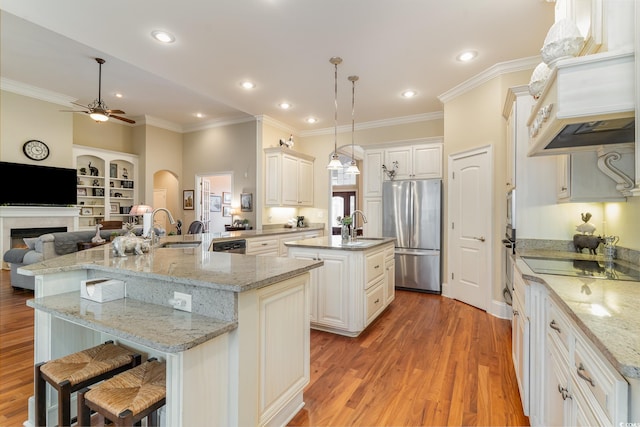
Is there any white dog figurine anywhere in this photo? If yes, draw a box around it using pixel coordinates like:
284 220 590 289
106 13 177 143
112 235 151 257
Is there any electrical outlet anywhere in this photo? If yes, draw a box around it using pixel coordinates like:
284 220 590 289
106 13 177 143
172 291 192 312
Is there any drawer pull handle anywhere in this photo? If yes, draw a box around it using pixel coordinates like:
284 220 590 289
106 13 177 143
374 298 380 304
549 320 561 333
261 243 268 246
374 265 380 269
513 309 519 316
557 384 572 400
577 363 595 387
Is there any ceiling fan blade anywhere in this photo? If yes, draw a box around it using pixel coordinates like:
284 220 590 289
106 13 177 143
110 115 136 124
71 101 89 109
106 109 126 114
59 109 89 113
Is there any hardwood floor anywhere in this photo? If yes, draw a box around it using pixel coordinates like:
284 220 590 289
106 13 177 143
0 269 34 427
289 292 529 427
0 269 527 427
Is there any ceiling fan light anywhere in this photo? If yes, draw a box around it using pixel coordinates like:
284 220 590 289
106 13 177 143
90 112 109 122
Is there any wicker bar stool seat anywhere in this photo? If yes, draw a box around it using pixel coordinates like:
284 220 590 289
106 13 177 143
35 340 141 427
78 358 166 427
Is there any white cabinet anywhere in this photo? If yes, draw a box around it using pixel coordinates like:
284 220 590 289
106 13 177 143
265 148 315 207
384 143 442 180
363 149 384 198
556 152 626 202
73 146 138 230
384 246 395 305
279 229 324 257
362 198 382 237
503 86 534 192
246 236 280 256
288 242 395 337
512 270 530 415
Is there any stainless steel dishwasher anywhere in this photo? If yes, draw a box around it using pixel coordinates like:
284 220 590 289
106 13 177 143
210 239 246 254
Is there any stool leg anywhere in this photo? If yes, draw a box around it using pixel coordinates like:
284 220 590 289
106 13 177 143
35 363 46 427
116 409 134 427
58 380 72 427
148 410 158 427
77 388 91 427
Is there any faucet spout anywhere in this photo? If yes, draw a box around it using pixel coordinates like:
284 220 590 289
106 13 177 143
146 208 176 242
351 210 368 241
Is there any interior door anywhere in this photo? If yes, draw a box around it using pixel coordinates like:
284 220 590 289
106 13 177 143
448 146 491 311
200 177 211 232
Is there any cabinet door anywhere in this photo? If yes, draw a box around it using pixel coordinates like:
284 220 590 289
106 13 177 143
556 155 570 200
297 158 314 206
412 145 442 179
506 104 516 190
512 294 530 415
363 198 382 237
384 256 395 305
384 146 411 180
315 252 350 329
290 253 318 322
265 153 281 206
545 342 574 426
363 150 384 197
281 154 299 205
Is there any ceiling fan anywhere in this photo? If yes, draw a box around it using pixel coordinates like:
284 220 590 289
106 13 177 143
61 57 135 124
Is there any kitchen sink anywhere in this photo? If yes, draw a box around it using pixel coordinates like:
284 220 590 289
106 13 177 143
157 241 202 249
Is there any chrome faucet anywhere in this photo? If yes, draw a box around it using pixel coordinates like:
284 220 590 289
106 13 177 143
148 208 176 244
351 210 368 241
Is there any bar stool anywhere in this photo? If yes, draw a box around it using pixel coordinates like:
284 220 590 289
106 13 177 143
77 358 166 426
35 340 141 427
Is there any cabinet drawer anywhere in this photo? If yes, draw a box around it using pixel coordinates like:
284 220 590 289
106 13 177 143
384 245 394 261
574 335 628 424
513 263 527 310
546 298 573 359
365 278 385 325
247 238 279 254
365 250 385 287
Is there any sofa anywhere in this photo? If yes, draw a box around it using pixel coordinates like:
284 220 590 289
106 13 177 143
3 229 143 290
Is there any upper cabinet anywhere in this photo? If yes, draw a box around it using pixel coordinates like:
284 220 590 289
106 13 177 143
73 146 138 229
383 143 442 180
265 148 315 207
503 86 535 192
363 149 384 198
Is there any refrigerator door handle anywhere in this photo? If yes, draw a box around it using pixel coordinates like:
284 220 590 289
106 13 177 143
394 249 440 256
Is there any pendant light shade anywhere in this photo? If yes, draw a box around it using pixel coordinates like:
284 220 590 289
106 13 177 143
345 75 360 175
327 57 343 170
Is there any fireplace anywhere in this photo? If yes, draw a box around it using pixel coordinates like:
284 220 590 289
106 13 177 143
10 227 68 249
1 206 79 269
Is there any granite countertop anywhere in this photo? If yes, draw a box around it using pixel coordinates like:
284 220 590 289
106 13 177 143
19 233 323 293
201 225 325 242
284 235 396 251
27 292 237 353
515 249 640 379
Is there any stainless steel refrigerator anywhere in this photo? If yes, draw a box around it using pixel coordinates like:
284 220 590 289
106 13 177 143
382 179 442 293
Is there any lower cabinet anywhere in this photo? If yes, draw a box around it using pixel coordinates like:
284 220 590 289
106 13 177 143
516 265 630 427
288 242 394 337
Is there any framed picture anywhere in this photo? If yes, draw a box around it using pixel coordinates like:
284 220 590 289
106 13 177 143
183 190 194 210
77 188 87 196
210 195 221 212
223 192 232 205
222 206 232 217
110 163 118 178
110 202 120 214
93 188 105 197
81 207 93 216
241 193 253 212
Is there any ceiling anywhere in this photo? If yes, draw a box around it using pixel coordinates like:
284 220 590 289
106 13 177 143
0 1 555 133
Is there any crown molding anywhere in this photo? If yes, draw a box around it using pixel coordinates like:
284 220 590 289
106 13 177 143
299 111 444 137
257 115 298 135
183 114 256 133
1 77 76 106
438 56 540 104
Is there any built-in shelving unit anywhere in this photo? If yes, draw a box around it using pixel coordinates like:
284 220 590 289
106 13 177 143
73 146 139 230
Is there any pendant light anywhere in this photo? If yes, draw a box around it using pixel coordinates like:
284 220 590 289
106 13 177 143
327 57 343 170
345 75 360 175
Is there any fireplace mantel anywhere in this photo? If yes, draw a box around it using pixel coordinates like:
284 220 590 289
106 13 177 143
1 206 79 269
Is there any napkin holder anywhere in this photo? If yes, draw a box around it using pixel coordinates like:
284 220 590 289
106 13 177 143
81 278 125 303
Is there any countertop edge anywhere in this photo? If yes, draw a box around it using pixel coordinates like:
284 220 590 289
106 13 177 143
515 255 640 380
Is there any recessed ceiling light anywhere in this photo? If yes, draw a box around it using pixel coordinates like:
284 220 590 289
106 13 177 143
457 50 477 62
241 81 256 89
305 117 317 124
401 90 417 98
279 102 291 109
195 113 204 118
151 30 175 44
115 93 123 98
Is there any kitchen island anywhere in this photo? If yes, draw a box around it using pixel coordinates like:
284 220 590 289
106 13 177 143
20 234 323 427
285 236 396 337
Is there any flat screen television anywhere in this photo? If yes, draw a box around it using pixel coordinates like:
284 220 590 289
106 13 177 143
0 161 77 206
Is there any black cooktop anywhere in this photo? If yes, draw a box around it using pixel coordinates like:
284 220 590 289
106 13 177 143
522 256 640 282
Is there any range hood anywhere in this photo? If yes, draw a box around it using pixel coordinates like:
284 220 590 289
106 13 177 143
527 50 635 156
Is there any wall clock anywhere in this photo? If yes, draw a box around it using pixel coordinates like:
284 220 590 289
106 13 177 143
23 139 50 161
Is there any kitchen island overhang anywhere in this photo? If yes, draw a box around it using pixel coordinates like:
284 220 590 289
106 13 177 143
21 235 323 427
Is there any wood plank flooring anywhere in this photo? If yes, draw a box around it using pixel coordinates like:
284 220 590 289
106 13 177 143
0 269 528 426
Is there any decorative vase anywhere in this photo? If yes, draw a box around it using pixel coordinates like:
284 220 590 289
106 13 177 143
341 224 350 242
